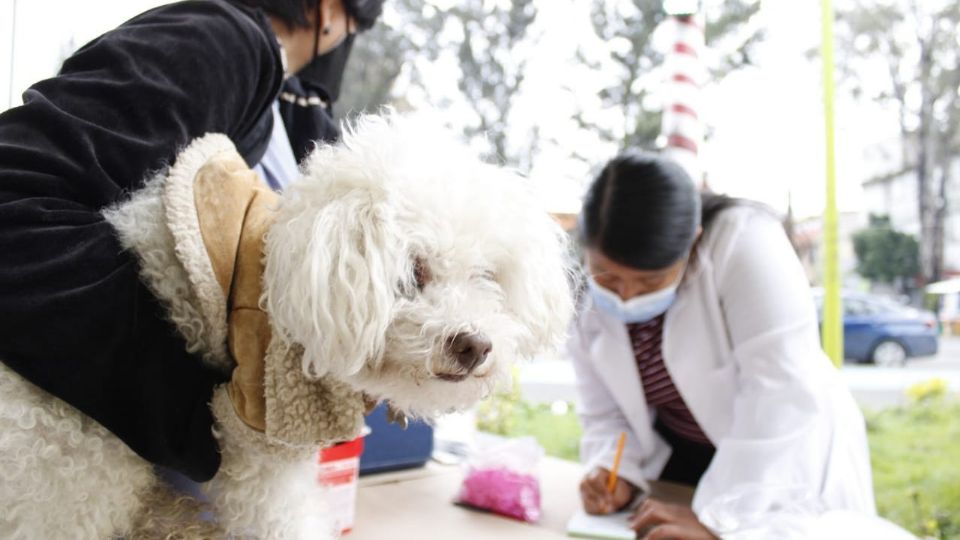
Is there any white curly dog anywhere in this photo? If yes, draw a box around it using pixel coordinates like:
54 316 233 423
0 113 574 539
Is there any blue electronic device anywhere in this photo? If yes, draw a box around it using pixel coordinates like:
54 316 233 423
359 404 434 475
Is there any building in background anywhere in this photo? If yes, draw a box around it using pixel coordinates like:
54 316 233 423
861 158 960 277
793 211 867 290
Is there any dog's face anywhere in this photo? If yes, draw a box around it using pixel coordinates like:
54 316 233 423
264 113 574 418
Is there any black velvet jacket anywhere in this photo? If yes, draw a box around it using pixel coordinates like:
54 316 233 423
0 0 284 481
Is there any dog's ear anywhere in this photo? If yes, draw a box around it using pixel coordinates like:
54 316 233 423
498 206 577 359
263 164 400 379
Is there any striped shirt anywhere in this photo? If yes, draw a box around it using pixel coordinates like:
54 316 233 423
627 316 713 446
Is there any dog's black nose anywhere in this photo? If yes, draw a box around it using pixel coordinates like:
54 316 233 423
447 332 492 373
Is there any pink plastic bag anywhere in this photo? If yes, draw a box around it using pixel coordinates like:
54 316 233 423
455 436 544 522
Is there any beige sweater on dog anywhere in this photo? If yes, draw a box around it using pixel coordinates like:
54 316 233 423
109 134 365 449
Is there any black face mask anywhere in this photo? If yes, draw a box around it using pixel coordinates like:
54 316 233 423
295 22 356 103
278 8 357 162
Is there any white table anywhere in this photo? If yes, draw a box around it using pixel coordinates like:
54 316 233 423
348 457 693 539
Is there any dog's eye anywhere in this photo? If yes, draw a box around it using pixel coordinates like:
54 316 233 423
414 257 431 291
477 269 497 283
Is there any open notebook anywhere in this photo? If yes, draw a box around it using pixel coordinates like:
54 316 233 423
566 510 635 540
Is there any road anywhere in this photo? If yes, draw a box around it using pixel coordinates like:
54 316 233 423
842 334 960 408
904 333 960 370
518 336 960 410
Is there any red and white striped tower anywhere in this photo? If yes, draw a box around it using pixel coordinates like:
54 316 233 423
660 1 706 186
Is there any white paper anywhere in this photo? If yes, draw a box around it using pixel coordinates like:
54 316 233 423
566 510 635 540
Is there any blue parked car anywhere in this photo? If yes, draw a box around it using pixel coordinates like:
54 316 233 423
813 289 939 367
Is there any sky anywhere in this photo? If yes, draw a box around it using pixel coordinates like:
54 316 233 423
0 0 903 219
700 1 900 220
510 0 901 218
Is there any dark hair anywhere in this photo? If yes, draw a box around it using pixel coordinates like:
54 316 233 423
700 191 742 232
581 152 747 272
581 152 701 270
342 0 384 30
233 0 383 31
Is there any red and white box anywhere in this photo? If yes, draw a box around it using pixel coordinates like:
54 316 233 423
317 436 365 535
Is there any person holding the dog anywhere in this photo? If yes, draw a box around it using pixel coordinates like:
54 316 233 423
571 153 875 538
0 0 382 484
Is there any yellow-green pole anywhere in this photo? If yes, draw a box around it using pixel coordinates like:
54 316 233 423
820 0 843 367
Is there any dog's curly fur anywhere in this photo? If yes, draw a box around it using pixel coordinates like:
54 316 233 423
265 114 574 417
0 112 574 539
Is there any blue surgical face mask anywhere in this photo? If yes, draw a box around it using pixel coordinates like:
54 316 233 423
587 275 681 324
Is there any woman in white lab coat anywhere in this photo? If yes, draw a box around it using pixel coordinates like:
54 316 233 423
571 153 875 539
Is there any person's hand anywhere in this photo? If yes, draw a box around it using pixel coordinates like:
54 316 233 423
579 467 637 515
629 498 718 540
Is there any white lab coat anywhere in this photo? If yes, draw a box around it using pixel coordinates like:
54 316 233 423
569 207 876 532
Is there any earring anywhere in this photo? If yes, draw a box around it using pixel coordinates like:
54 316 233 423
322 25 332 35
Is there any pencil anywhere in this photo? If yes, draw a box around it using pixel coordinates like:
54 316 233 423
606 431 627 493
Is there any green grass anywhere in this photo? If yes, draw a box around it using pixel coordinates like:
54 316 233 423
477 389 960 538
477 398 582 461
474 377 582 461
865 398 960 538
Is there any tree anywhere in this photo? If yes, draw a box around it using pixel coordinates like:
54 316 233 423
852 215 920 293
575 0 764 151
342 0 762 173
835 0 960 286
337 0 444 118
448 0 538 167
339 0 539 169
